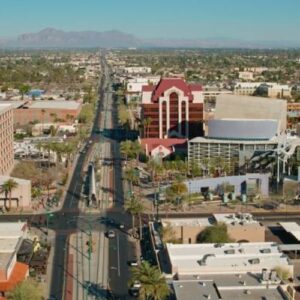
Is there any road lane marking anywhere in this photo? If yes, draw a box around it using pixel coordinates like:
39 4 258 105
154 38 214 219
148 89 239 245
117 233 121 277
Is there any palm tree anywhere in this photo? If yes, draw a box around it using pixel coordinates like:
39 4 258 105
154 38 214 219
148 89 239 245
41 109 46 132
1 179 18 210
130 261 170 300
124 168 139 191
124 196 144 238
120 140 133 161
143 117 152 138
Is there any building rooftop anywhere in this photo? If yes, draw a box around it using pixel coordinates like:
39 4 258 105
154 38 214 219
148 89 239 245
173 273 287 300
0 176 31 187
166 242 291 276
25 100 81 110
0 222 27 238
207 119 279 140
213 213 259 226
280 222 300 241
172 280 220 300
162 218 213 228
215 94 287 132
0 103 12 114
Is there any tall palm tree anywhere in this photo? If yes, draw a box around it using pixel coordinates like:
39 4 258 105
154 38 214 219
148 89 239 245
1 179 18 210
130 261 170 300
124 196 144 238
143 117 152 138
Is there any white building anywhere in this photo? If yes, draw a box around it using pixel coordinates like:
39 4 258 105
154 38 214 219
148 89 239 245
233 82 263 95
238 71 254 81
125 76 160 103
124 66 152 74
166 242 293 277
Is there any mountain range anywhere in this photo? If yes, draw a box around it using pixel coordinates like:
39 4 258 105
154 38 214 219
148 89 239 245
0 28 299 49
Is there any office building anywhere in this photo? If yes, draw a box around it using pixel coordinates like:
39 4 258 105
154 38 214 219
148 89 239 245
141 78 204 139
0 104 14 175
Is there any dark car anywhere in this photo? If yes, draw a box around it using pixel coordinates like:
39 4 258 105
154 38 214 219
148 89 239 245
128 287 140 297
127 259 138 267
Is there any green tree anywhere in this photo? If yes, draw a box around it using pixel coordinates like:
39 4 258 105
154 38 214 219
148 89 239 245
18 84 31 100
130 261 170 300
1 179 18 210
197 223 233 243
8 278 42 300
124 168 139 190
120 140 133 161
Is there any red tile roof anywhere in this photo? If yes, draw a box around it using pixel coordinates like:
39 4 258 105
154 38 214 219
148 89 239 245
143 78 202 102
140 138 187 154
142 85 155 92
0 262 28 292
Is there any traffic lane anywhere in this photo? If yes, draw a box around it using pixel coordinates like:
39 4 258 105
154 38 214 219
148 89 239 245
108 228 136 298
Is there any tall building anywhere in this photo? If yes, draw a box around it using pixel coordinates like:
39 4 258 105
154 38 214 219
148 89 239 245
0 104 14 175
141 78 204 139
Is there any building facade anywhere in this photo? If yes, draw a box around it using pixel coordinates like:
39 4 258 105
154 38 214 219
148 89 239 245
141 78 204 139
0 104 14 175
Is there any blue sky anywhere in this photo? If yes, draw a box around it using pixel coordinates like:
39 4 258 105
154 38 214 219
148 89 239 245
0 0 299 42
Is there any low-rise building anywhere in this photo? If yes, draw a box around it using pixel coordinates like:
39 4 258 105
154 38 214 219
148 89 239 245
0 222 29 297
124 66 152 74
162 213 265 244
140 138 187 159
125 76 160 103
0 100 82 127
238 71 254 81
166 242 293 277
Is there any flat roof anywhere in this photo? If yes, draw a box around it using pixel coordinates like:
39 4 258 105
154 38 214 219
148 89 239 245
0 176 30 186
0 222 27 238
166 242 291 276
162 218 213 228
280 222 300 241
220 288 285 300
0 103 12 114
213 213 259 226
27 100 81 110
173 274 286 300
0 101 26 109
173 280 220 300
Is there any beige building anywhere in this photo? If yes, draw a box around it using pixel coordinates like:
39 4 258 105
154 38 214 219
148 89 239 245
0 176 31 208
162 213 265 244
0 104 14 175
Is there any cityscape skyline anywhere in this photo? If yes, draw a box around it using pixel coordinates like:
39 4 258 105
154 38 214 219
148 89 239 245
0 0 300 45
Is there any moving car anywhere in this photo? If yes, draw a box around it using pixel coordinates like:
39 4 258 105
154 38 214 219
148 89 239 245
105 230 115 238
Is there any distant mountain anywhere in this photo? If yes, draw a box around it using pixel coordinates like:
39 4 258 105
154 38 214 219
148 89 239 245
0 28 299 49
5 28 142 48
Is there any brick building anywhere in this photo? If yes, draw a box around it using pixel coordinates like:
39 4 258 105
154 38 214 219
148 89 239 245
0 104 14 175
1 100 82 127
141 78 204 139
